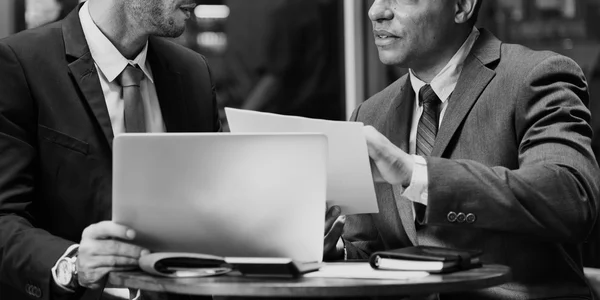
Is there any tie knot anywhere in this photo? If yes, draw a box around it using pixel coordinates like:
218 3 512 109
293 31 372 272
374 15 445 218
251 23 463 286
419 84 440 107
118 65 144 87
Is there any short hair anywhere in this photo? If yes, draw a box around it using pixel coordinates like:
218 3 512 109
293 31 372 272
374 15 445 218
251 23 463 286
469 0 483 26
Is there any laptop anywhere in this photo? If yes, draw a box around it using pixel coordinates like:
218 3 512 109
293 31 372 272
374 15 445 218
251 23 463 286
112 133 327 263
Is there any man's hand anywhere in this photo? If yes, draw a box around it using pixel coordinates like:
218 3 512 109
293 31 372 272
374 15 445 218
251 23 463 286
77 221 149 289
323 205 346 261
363 126 414 187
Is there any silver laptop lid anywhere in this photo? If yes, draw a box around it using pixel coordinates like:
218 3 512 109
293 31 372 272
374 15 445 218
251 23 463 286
112 133 327 262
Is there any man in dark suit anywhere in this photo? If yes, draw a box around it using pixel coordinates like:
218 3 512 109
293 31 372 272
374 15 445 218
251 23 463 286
324 0 600 298
0 0 220 299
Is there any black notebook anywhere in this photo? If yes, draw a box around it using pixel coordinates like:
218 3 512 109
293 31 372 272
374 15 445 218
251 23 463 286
139 252 322 278
369 246 482 274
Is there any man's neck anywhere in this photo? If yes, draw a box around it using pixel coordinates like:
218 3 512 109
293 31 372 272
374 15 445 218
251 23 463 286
411 27 472 83
88 0 148 60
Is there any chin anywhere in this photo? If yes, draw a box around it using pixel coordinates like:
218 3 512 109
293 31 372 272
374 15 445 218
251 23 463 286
378 50 407 67
154 23 186 38
169 25 187 37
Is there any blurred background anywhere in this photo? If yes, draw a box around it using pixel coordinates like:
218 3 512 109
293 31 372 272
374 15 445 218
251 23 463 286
0 0 599 264
3 0 598 145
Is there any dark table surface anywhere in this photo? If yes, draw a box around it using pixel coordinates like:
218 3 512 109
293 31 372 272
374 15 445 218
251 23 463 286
108 264 511 298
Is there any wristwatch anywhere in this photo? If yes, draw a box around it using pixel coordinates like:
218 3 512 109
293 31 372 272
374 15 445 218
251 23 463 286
53 249 79 291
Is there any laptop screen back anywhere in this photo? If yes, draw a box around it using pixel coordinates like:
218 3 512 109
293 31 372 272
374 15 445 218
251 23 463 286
112 133 327 262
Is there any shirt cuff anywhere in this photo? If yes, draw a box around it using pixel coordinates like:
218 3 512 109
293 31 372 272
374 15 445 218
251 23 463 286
51 244 79 293
104 288 138 299
130 288 141 300
401 155 429 206
335 237 347 260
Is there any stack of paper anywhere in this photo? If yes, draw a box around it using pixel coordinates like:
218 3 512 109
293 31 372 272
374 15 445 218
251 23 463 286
304 263 429 280
225 108 378 215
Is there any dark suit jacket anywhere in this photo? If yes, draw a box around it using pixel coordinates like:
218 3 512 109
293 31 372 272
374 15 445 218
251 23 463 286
0 7 221 300
344 29 600 299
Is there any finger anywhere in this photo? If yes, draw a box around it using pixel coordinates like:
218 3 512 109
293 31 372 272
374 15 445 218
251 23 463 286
82 221 136 240
83 255 140 269
84 239 149 258
325 205 341 219
110 265 140 271
369 159 385 183
364 126 400 163
78 267 112 289
326 215 346 238
324 216 346 249
363 126 386 144
324 206 341 234
363 126 387 159
363 125 378 136
78 255 136 273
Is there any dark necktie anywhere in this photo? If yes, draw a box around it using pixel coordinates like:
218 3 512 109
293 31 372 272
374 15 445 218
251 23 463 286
118 65 146 133
414 84 441 226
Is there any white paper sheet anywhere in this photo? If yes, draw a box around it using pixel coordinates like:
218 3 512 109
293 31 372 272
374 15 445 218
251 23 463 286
304 263 429 280
225 108 378 215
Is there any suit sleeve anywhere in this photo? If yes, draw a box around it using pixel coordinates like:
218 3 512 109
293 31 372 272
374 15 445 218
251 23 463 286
341 103 385 259
0 42 75 300
425 54 600 243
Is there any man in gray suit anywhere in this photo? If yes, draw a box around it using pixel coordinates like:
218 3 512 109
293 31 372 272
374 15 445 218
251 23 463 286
324 0 600 298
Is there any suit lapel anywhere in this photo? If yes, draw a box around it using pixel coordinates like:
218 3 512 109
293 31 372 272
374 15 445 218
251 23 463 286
431 29 501 157
147 38 188 133
63 6 114 150
384 77 418 245
385 78 414 152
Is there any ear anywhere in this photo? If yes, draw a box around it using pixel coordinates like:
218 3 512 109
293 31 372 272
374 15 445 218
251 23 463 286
454 0 478 24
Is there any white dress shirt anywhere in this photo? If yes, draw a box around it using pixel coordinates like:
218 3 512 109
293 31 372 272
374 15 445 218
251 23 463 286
402 27 480 210
53 2 165 298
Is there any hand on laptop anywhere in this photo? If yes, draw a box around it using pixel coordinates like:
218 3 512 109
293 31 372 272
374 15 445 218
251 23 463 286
323 205 346 261
77 221 150 289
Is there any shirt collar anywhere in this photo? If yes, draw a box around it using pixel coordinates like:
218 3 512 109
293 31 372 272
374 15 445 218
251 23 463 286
410 27 480 105
78 1 154 83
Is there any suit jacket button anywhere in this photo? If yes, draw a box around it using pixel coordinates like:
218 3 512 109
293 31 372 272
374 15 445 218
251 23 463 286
25 284 35 296
456 212 466 223
447 211 457 223
35 286 42 298
466 213 477 224
29 285 41 298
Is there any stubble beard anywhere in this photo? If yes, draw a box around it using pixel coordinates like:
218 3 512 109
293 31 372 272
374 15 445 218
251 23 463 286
150 15 186 38
130 1 186 38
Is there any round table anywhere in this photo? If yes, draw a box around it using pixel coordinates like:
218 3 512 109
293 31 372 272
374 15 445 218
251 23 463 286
108 264 511 298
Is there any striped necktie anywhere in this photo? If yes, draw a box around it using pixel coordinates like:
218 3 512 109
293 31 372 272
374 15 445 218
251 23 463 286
414 84 441 226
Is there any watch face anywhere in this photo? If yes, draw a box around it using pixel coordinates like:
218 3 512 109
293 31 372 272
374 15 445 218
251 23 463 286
56 260 73 286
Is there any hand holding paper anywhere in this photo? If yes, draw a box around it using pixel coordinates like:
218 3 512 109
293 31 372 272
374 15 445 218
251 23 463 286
363 126 414 187
225 108 378 215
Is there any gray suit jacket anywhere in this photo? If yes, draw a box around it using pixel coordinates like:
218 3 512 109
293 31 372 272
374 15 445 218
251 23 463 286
344 29 600 299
